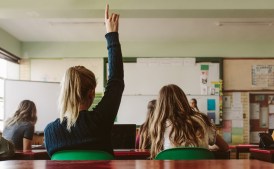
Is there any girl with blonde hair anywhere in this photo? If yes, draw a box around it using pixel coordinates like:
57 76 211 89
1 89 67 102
149 84 228 158
44 4 124 157
3 100 37 150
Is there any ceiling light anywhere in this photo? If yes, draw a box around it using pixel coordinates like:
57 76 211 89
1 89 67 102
49 21 104 26
216 21 273 26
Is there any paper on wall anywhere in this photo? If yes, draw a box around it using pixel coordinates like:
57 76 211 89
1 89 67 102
269 114 274 129
250 103 260 119
223 109 243 120
232 92 242 108
222 120 232 132
223 132 232 143
250 132 260 144
223 96 231 108
269 105 274 114
260 107 269 128
232 119 243 128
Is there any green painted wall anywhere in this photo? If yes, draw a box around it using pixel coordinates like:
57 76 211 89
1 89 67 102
22 41 274 58
0 28 21 57
22 42 106 58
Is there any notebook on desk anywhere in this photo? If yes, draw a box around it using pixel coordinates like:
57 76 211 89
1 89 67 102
31 144 45 150
111 124 136 149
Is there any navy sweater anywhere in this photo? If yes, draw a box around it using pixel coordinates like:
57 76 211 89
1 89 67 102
44 32 124 157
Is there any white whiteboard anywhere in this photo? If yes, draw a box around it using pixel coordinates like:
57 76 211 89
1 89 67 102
4 80 60 132
123 62 219 95
31 58 104 93
115 59 220 125
116 95 219 125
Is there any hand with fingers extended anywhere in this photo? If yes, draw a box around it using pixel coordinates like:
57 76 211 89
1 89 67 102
105 4 119 33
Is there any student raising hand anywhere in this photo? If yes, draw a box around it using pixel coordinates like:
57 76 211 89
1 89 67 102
44 3 124 158
105 4 119 33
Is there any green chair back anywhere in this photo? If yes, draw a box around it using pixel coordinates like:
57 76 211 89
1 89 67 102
155 147 215 160
51 150 114 160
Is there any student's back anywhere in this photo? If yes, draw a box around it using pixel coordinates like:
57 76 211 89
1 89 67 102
149 84 228 159
44 4 124 157
2 100 37 150
3 121 34 150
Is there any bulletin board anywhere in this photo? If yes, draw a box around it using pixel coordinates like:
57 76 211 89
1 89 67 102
224 59 274 91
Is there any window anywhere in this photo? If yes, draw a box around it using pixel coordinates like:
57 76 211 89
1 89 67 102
0 58 19 131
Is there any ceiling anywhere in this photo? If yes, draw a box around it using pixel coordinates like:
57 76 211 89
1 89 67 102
0 0 274 43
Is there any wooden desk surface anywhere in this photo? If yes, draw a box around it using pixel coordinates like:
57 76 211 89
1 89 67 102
235 144 259 159
114 149 150 159
14 149 230 160
250 148 274 154
14 149 150 160
236 144 259 149
14 150 50 160
250 148 274 163
0 160 272 169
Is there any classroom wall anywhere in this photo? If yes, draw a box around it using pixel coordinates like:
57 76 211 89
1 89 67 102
222 92 249 145
22 41 274 58
223 58 274 145
0 28 21 57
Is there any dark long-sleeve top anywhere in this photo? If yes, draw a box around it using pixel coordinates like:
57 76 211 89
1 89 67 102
44 32 124 157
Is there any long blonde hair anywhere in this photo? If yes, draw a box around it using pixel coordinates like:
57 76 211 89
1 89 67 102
149 84 206 158
5 100 37 127
59 66 96 130
139 99 156 149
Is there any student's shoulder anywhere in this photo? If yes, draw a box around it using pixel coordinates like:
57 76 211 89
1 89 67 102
19 121 34 128
44 118 61 132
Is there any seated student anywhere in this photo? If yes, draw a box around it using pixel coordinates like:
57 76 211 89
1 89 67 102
149 84 229 159
189 98 199 112
44 4 124 157
189 98 224 151
2 100 37 151
0 135 15 159
136 99 156 149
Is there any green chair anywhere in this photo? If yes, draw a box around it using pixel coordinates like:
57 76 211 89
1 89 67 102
155 147 215 160
51 150 114 160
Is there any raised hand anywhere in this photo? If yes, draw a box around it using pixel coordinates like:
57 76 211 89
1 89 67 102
105 4 119 33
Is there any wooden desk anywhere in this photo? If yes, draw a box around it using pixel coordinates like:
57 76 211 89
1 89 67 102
250 148 274 163
14 149 230 160
0 160 272 169
235 144 259 159
14 149 150 160
114 149 150 159
14 150 50 160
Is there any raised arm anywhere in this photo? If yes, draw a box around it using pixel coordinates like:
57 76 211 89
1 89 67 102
92 4 124 125
104 4 123 81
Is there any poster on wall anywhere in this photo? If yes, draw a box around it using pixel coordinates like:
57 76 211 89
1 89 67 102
252 65 274 88
250 103 260 119
260 107 269 128
200 64 208 95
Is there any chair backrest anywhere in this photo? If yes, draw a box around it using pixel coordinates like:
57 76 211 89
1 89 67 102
51 150 114 160
155 147 215 160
